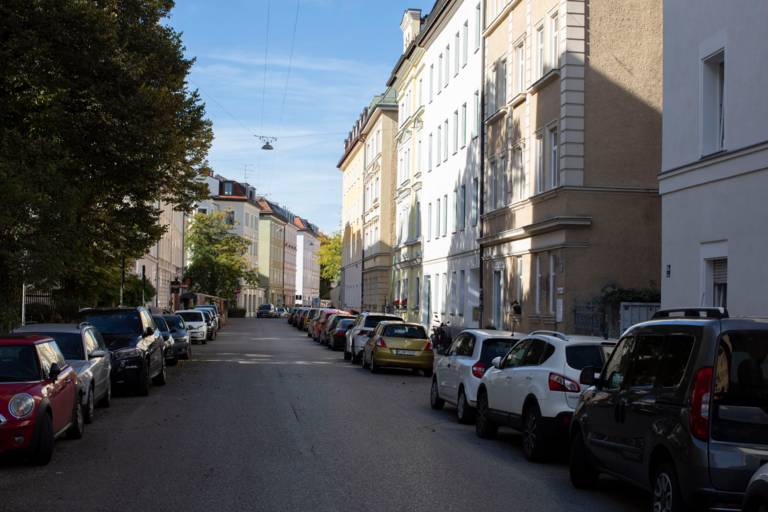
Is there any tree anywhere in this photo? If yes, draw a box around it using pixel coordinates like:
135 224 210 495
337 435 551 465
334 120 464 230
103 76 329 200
184 212 258 300
317 232 341 300
0 0 212 328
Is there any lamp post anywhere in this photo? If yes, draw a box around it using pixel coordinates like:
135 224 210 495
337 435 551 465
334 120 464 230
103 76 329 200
255 135 277 151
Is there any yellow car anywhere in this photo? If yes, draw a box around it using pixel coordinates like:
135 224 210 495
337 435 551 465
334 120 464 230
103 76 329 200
362 321 434 376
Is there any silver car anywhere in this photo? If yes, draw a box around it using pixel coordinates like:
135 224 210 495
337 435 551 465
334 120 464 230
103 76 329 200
744 463 768 512
15 323 111 423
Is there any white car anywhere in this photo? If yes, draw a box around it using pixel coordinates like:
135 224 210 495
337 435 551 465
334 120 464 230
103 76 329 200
475 331 615 461
176 310 208 344
344 313 403 363
430 330 521 424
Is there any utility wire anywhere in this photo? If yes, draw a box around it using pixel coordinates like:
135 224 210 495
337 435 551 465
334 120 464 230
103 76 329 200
277 0 301 133
259 0 272 130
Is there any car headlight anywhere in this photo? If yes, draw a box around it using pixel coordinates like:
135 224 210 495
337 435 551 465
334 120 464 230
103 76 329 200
113 348 142 360
9 393 35 419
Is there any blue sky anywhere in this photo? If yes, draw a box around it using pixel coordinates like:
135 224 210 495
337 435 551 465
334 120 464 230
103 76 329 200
168 0 434 233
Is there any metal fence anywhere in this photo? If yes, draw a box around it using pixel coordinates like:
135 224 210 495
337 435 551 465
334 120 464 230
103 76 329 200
574 301 661 339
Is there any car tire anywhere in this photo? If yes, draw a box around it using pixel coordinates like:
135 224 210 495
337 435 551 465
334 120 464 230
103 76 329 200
456 387 475 424
522 402 546 462
475 391 497 439
430 378 445 410
83 387 95 424
652 462 685 512
66 397 85 439
569 430 599 489
29 411 54 466
344 348 351 361
152 357 167 386
167 356 178 367
423 369 433 378
136 362 151 397
98 380 112 408
186 345 192 360
202 336 207 345
370 355 379 373
362 352 370 369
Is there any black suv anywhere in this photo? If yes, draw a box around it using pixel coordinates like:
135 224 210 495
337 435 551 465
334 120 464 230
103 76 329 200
569 308 768 512
79 307 167 396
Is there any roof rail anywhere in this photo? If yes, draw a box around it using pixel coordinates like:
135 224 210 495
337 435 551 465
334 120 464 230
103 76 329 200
652 307 729 320
529 330 569 341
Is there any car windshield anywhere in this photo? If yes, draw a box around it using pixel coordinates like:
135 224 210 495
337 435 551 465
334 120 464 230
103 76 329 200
0 345 40 382
566 345 607 370
480 339 519 364
712 331 768 444
382 325 426 339
152 316 170 332
178 312 204 323
45 333 85 360
258 305 272 311
164 315 186 330
81 310 141 335
364 316 402 328
338 319 355 329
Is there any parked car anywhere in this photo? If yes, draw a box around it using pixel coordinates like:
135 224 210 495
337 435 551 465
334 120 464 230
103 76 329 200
276 307 288 318
163 314 192 361
345 312 403 363
257 304 277 318
176 310 208 345
14 324 112 424
312 309 340 342
199 309 217 340
79 307 167 396
430 330 521 424
329 318 356 351
303 308 319 332
362 322 433 375
195 305 220 331
0 335 84 465
744 463 768 512
569 308 768 512
152 315 177 366
322 314 354 346
475 331 615 461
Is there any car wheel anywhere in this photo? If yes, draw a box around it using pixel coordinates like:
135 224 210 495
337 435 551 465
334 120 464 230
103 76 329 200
652 463 685 512
456 387 475 424
430 378 445 410
370 354 379 373
186 345 192 360
136 361 151 397
522 402 546 461
423 368 433 378
475 391 497 439
152 357 167 386
362 352 370 369
29 411 54 466
98 380 112 408
167 355 178 367
202 336 207 345
569 430 599 489
66 396 85 439
344 348 351 361
83 387 95 424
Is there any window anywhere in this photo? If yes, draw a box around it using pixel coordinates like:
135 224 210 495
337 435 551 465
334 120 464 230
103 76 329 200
474 90 481 136
435 198 441 237
454 32 460 75
434 274 441 315
522 339 552 366
712 258 728 307
416 138 422 173
549 126 559 188
445 45 450 86
418 78 423 107
471 177 479 226
443 120 449 161
438 54 443 92
415 198 421 238
511 145 525 201
702 50 725 154
535 26 544 79
492 269 503 329
535 254 542 314
515 255 523 301
451 271 457 314
459 184 466 230
459 269 466 315
442 272 448 313
549 254 556 314
461 103 467 147
225 211 235 225
550 12 559 69
442 194 448 237
453 110 459 153
453 188 459 233
602 336 634 390
495 59 507 110
415 277 420 307
427 203 432 240
223 182 233 195
428 133 433 171
658 333 695 389
535 134 544 193
515 42 525 93
474 3 481 51
462 21 469 66
424 275 431 320
628 334 666 388
429 64 434 102
436 126 442 166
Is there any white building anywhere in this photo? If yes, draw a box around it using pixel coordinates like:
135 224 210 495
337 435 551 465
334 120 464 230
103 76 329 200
294 217 320 306
419 0 483 328
136 203 185 310
660 1 768 316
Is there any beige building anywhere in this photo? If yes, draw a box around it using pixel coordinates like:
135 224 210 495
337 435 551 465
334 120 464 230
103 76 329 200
257 198 287 306
294 217 320 306
388 9 426 323
281 211 298 307
136 203 185 310
480 0 662 334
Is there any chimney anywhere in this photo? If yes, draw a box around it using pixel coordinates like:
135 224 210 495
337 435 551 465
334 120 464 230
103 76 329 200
400 9 422 52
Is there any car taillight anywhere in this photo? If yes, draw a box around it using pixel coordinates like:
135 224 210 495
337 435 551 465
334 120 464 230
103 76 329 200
471 361 487 378
424 340 433 351
548 373 580 392
690 366 713 441
376 337 387 348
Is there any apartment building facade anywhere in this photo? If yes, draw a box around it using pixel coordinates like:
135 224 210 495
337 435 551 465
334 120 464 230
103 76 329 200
388 9 426 323
480 0 662 333
135 203 185 310
419 0 484 329
257 198 287 306
294 217 320 306
660 1 768 316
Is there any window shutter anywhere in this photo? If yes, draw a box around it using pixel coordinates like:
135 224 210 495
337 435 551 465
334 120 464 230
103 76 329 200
712 259 728 284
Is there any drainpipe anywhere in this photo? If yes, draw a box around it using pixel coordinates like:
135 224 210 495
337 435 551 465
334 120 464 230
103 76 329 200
477 17 486 328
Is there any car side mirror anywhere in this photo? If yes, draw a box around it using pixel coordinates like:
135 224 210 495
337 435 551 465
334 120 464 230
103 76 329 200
89 350 106 359
492 356 502 369
48 363 61 380
145 327 155 337
579 366 600 387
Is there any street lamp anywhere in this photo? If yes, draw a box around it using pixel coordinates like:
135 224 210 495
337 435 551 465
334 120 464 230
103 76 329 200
256 135 276 151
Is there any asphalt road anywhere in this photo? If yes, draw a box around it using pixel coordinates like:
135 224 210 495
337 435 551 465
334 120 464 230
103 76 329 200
0 318 648 512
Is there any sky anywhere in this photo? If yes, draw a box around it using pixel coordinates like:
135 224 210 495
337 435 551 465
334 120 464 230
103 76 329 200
168 0 435 234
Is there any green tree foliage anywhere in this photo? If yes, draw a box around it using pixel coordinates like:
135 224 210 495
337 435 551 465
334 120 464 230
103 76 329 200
185 212 258 301
0 0 212 328
318 232 342 284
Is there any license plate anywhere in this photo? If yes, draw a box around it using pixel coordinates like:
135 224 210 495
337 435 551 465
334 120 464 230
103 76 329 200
393 349 417 356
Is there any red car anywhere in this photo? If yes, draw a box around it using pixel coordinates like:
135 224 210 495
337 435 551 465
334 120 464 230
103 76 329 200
0 335 84 465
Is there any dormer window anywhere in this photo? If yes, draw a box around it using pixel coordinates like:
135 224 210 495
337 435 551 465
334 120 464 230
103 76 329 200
223 182 233 195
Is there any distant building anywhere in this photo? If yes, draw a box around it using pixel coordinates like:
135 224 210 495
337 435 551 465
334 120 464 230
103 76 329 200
256 198 287 306
660 1 768 315
294 217 321 306
135 202 185 310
